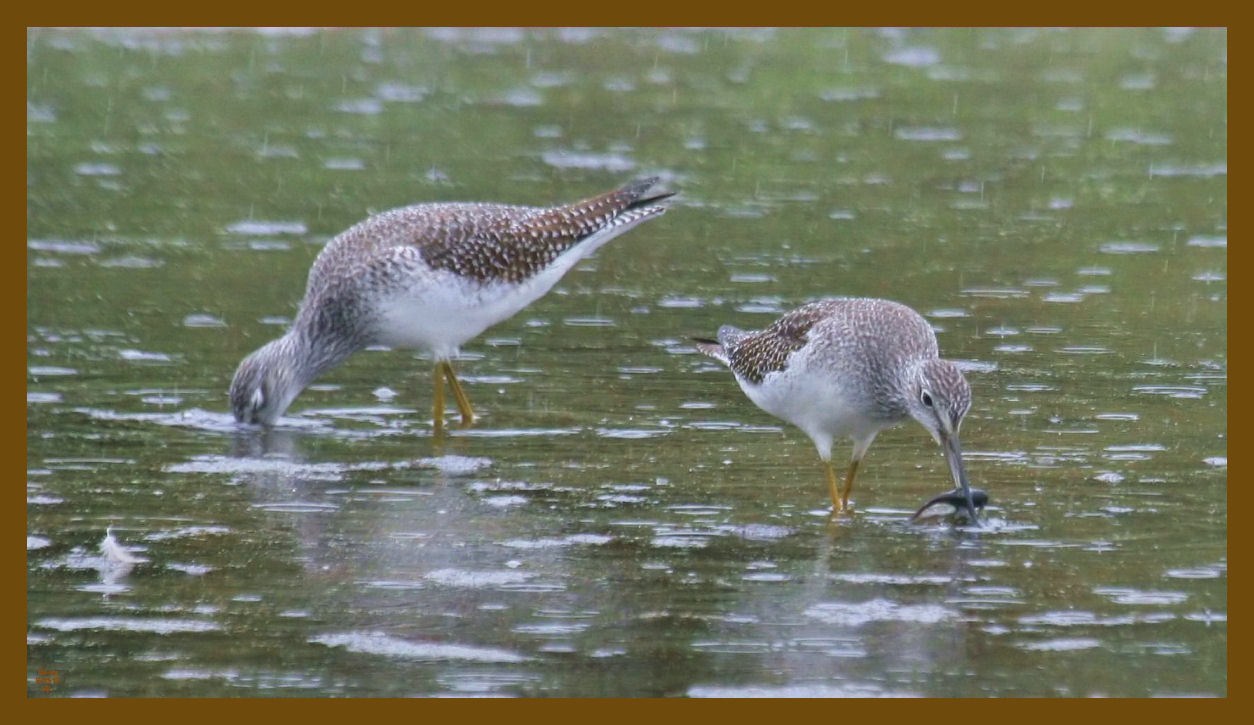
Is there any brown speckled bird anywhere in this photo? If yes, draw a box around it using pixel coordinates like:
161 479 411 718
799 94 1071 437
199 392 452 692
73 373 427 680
230 177 674 431
695 298 983 523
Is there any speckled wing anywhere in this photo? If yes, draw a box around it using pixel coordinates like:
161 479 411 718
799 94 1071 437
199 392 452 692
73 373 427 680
417 177 673 284
303 178 672 295
722 302 832 385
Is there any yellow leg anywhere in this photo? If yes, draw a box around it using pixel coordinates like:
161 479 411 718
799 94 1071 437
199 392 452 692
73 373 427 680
825 459 861 512
432 364 447 434
841 459 861 512
824 461 842 511
441 360 475 427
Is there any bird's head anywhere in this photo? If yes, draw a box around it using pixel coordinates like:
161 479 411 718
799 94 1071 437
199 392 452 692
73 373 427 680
228 338 304 426
906 359 971 446
906 359 979 523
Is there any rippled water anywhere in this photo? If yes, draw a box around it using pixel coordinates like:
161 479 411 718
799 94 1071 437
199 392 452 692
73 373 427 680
28 27 1225 697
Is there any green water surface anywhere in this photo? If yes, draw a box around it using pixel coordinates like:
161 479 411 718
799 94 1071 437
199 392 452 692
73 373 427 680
27 27 1226 697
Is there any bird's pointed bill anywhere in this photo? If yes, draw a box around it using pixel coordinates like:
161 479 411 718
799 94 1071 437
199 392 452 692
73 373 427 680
941 431 979 525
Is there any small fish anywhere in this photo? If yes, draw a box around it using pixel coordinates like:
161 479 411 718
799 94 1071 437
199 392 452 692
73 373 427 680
101 526 148 566
911 488 989 524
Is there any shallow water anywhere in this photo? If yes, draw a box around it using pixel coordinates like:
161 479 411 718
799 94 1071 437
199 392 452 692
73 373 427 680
28 27 1225 697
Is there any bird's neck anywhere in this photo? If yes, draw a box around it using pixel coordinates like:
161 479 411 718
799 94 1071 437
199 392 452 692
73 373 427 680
289 293 372 375
885 361 926 417
269 324 357 393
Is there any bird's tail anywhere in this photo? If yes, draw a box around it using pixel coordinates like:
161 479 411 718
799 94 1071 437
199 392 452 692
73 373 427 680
616 176 677 211
561 176 675 224
522 177 674 246
692 337 730 366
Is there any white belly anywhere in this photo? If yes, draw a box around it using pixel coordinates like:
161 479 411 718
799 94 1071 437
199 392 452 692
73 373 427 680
737 362 882 462
371 249 591 359
368 218 647 359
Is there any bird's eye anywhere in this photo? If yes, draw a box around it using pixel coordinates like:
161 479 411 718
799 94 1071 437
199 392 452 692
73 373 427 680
920 391 934 408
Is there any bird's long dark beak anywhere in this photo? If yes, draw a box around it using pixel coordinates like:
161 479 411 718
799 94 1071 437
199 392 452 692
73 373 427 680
941 431 979 525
